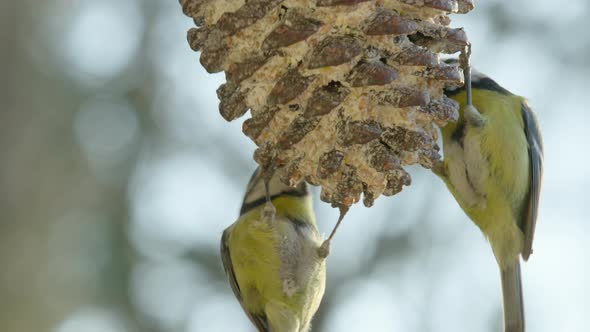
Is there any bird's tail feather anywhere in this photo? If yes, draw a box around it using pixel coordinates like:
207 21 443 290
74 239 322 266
501 260 525 332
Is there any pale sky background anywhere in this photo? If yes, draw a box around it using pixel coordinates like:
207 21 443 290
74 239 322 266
2 0 588 331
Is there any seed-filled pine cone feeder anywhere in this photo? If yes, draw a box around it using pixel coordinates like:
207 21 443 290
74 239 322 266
181 0 473 208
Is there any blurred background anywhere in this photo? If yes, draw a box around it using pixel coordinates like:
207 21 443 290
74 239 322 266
1 0 588 331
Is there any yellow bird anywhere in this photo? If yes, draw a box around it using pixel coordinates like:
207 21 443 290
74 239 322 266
435 66 544 332
220 168 326 332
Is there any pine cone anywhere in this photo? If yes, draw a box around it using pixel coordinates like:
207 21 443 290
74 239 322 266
181 0 474 208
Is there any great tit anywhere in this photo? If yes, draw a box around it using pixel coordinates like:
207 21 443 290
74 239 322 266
221 168 327 332
435 65 544 332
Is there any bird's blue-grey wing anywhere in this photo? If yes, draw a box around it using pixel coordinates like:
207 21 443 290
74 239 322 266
220 228 270 332
521 102 544 260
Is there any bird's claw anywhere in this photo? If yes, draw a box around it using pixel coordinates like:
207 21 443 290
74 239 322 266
317 240 331 259
262 202 276 223
464 104 485 128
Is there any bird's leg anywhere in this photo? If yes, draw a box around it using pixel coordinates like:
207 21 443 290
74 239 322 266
318 205 349 259
262 171 276 223
460 44 486 128
464 104 486 128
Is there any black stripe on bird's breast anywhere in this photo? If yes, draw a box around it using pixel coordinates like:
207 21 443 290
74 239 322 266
451 121 466 147
239 189 309 216
288 216 311 235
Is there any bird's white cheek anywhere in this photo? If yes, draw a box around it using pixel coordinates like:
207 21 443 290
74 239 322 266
463 134 489 198
445 141 486 208
277 221 323 298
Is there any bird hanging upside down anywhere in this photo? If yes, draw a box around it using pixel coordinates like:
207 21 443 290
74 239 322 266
221 168 327 332
434 64 544 332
